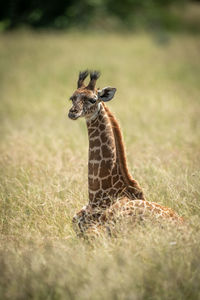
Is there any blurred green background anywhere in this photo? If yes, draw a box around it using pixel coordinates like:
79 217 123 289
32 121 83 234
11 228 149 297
1 0 200 32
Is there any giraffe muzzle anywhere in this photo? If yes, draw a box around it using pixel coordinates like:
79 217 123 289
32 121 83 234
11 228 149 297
68 111 78 120
68 108 82 120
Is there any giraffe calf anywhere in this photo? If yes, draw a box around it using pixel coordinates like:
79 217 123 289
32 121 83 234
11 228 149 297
68 70 183 237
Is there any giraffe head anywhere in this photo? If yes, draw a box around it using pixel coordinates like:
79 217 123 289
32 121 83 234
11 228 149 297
68 70 116 120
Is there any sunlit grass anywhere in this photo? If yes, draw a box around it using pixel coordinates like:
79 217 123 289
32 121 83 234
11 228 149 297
0 30 200 299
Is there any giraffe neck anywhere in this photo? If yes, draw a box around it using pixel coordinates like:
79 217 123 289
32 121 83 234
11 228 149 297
86 103 144 209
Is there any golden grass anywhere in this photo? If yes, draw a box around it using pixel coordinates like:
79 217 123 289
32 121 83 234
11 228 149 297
0 30 200 299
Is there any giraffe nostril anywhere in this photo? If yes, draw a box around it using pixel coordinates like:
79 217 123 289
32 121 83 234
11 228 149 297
68 111 74 118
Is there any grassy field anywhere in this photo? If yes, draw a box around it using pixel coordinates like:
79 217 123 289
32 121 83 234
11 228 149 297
0 30 200 299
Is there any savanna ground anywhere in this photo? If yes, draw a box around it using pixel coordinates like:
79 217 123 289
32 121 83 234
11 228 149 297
0 29 200 300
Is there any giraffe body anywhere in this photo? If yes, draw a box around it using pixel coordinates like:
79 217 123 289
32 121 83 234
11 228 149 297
72 198 183 236
68 70 183 236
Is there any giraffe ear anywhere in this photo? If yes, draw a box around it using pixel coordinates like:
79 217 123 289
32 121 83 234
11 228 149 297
98 87 116 102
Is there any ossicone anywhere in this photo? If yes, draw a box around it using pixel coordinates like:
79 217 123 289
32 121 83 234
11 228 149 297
77 70 89 88
87 71 101 90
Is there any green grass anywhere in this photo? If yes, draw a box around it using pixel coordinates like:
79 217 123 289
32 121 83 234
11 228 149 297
0 30 200 300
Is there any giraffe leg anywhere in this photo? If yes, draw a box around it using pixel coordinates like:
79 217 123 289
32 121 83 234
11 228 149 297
72 204 106 236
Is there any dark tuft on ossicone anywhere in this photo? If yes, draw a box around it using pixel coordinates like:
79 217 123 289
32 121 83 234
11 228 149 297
90 70 101 81
77 70 89 88
87 70 101 90
79 70 89 81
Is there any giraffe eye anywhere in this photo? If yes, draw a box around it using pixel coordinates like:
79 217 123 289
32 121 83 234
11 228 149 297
88 98 96 104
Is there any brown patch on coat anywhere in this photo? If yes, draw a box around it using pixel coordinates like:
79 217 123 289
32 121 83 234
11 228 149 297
102 177 112 190
99 160 112 177
102 144 113 158
89 178 100 191
88 162 99 176
99 124 106 131
90 138 101 148
90 149 101 160
114 180 124 189
90 129 99 138
100 132 108 143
